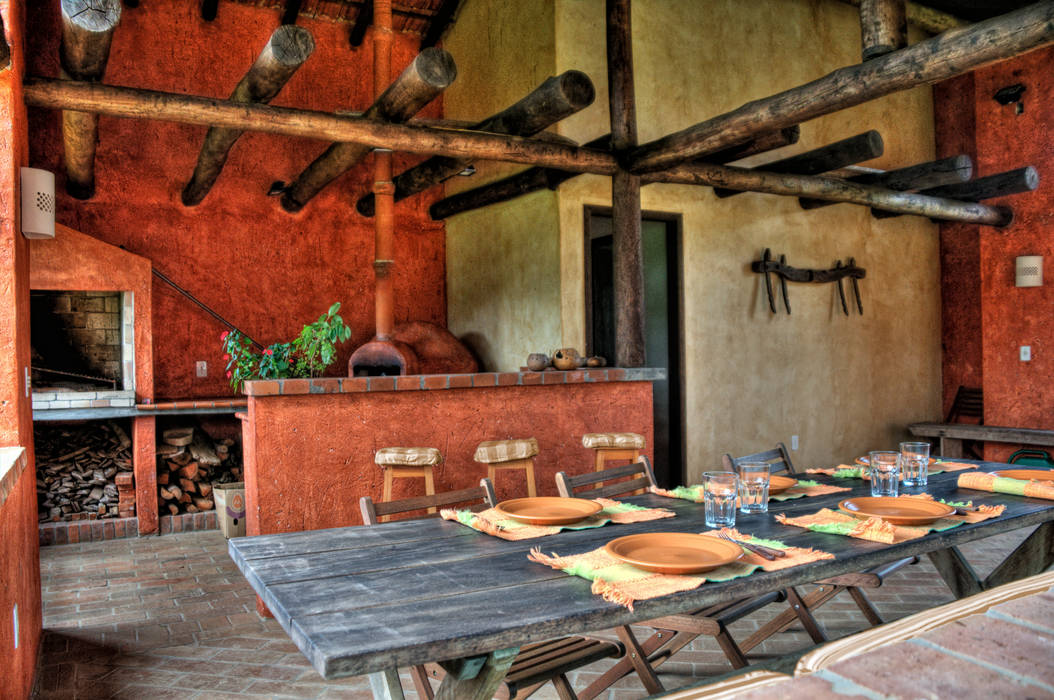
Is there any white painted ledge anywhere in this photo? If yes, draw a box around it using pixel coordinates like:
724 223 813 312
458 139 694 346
0 447 28 511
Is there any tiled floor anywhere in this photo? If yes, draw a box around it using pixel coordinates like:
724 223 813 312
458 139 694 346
33 526 1037 699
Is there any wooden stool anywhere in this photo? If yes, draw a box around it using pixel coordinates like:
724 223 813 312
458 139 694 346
582 432 645 471
474 438 538 498
375 447 442 520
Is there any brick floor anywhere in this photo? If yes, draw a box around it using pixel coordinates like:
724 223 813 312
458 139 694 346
32 526 1041 699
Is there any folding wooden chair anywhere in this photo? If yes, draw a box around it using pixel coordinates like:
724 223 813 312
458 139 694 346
360 480 625 700
721 445 919 651
555 457 799 700
946 385 984 459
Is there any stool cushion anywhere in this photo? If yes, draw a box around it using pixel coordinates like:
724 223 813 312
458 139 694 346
582 432 645 449
474 438 539 464
375 447 443 467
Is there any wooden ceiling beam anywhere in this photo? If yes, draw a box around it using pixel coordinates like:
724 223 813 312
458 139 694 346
836 0 967 34
427 127 800 220
23 77 618 174
715 130 883 198
355 70 595 216
281 47 456 212
799 154 972 209
860 0 907 60
627 3 1054 174
60 0 122 200
653 161 1013 226
420 0 461 48
182 25 316 207
872 166 1039 218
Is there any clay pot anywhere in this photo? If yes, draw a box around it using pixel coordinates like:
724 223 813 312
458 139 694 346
586 356 607 368
551 348 581 371
526 353 550 371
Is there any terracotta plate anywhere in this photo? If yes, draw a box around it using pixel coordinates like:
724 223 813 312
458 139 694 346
838 497 955 526
768 475 798 494
604 533 742 575
494 497 603 526
993 469 1054 482
855 456 937 467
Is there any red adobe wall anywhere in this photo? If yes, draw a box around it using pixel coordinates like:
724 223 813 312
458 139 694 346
0 0 44 696
242 376 655 535
935 46 1054 461
24 1 447 400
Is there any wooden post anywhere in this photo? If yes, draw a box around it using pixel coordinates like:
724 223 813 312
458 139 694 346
653 161 1014 226
280 47 456 213
607 0 644 368
800 154 972 209
715 130 883 198
373 0 395 341
861 0 907 60
428 127 799 220
872 166 1039 218
60 0 121 199
181 25 315 206
355 70 595 216
627 3 1054 173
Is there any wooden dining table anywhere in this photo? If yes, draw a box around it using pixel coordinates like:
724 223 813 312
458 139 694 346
228 459 1054 699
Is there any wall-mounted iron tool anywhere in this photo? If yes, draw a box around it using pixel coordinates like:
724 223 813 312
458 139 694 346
751 248 866 316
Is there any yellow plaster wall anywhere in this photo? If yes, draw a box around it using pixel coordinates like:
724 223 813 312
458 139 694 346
442 0 563 370
444 0 942 478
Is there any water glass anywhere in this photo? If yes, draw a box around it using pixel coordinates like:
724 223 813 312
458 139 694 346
899 442 931 488
703 471 738 528
738 462 771 514
869 451 900 497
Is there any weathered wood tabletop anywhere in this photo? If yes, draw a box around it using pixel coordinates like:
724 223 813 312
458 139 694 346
228 459 1054 696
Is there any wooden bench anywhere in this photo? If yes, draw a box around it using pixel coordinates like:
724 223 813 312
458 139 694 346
908 422 1054 458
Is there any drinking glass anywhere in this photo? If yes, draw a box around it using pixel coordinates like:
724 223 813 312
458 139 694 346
869 451 900 497
899 442 931 488
703 471 738 528
738 462 771 514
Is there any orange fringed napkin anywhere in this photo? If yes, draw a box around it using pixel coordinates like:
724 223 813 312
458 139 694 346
527 528 834 610
440 498 675 541
776 500 1003 545
958 471 1054 501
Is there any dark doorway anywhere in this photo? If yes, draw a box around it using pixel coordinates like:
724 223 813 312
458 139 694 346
585 209 683 487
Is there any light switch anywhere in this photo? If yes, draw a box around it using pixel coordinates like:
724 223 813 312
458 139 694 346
791 435 799 450
1020 346 1032 362
196 361 208 377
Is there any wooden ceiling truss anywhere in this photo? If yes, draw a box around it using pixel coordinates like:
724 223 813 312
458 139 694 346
26 0 1054 366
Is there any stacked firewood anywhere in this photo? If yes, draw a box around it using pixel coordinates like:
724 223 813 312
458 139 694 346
156 427 241 516
35 421 133 522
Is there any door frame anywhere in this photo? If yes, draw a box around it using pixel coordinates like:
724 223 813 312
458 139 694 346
582 205 686 486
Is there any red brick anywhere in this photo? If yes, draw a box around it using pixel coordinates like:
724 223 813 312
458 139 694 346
80 523 92 542
919 613 1054 681
448 374 473 389
607 369 625 380
68 525 80 544
496 372 520 386
54 524 68 545
396 376 423 390
422 374 449 390
472 373 497 387
114 520 125 538
370 376 396 392
278 379 311 395
171 516 183 533
521 372 543 385
584 369 606 382
91 522 104 541
159 518 171 535
564 370 586 384
244 380 280 396
338 377 369 392
103 521 114 540
542 371 566 384
310 378 340 393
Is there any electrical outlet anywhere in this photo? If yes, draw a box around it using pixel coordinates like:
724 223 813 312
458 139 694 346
196 361 208 378
1020 346 1032 362
791 435 799 450
13 604 18 649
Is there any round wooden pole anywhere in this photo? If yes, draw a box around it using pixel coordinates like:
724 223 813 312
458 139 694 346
182 25 315 206
861 0 907 61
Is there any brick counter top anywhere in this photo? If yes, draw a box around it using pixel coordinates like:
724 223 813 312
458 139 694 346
243 367 666 397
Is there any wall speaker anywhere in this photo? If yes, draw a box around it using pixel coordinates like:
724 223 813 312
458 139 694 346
21 167 55 239
1015 256 1043 288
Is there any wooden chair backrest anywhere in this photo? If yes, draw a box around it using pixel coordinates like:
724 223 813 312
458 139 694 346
721 442 796 476
556 456 659 499
360 478 497 525
946 386 983 424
